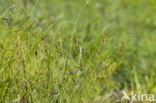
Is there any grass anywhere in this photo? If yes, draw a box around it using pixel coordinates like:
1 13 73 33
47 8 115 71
0 0 156 103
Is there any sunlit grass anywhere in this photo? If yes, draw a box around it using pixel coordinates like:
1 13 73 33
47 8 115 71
0 0 156 103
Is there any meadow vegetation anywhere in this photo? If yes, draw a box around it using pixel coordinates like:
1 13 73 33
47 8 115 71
0 0 156 103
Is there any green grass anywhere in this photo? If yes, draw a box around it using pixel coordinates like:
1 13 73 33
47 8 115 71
0 0 156 103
